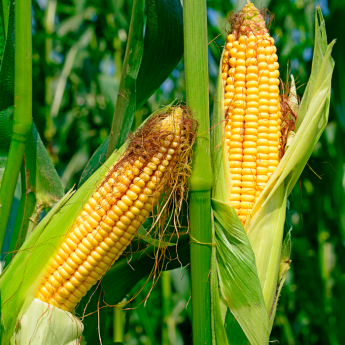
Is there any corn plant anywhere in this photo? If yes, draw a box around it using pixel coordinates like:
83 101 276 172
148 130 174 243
0 0 335 344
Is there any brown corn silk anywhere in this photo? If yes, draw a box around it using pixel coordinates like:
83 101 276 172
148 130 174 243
222 1 282 225
36 107 197 311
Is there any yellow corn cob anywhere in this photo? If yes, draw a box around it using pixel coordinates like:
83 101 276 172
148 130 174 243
36 107 196 311
222 1 282 225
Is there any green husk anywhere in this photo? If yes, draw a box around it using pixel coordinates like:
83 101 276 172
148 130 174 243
210 6 334 344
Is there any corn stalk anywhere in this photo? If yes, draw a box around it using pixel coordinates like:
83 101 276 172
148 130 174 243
0 0 32 250
183 0 213 344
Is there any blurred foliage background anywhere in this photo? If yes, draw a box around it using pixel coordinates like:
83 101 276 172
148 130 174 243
12 0 344 343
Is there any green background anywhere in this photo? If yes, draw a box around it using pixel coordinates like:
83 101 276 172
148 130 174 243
7 0 344 343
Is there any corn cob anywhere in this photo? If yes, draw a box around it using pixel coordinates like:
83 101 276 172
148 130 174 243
221 1 282 224
36 107 196 311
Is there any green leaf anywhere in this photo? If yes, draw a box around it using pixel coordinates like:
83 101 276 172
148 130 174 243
136 0 183 108
288 75 298 115
0 107 13 183
0 288 2 343
4 163 34 268
0 3 6 54
296 8 333 130
212 199 269 345
211 211 229 345
77 288 107 345
268 230 291 330
0 124 64 208
136 225 175 248
98 74 119 126
50 27 94 119
33 124 64 209
1 0 10 38
107 0 145 155
78 137 109 188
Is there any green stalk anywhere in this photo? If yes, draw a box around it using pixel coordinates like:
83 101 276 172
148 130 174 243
106 0 144 158
113 300 126 343
0 0 32 250
183 0 213 343
43 0 57 141
162 270 172 345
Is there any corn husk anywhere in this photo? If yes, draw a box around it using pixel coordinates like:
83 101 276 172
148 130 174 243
210 7 334 345
10 299 84 345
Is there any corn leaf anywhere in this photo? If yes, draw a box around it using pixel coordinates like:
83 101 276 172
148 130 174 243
212 200 269 345
108 0 145 153
78 137 109 188
211 211 228 345
33 124 64 208
296 8 333 130
0 291 2 343
1 124 63 209
136 0 183 107
0 3 5 57
136 225 175 248
268 228 291 330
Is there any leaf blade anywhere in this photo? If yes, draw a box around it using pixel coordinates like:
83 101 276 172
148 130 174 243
136 0 184 107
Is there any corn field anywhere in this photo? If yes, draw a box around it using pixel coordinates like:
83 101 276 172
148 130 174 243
0 0 342 344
